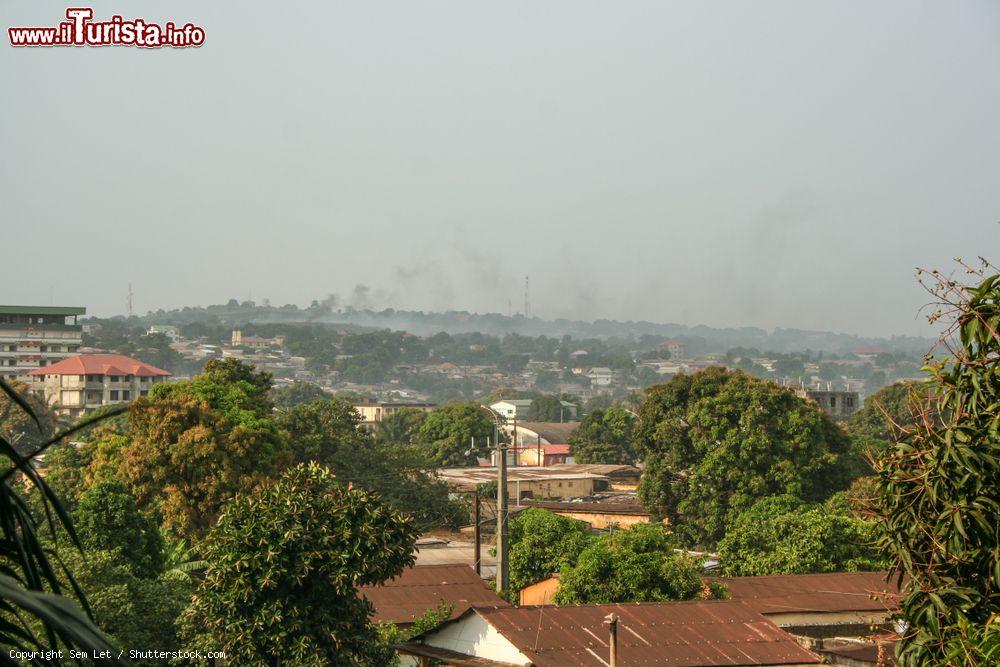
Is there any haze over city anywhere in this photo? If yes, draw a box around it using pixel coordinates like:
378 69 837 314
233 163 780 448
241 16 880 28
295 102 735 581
3 1 998 336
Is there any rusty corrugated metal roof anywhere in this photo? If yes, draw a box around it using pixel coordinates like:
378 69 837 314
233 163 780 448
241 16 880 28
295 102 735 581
521 499 650 516
470 600 821 666
716 572 899 615
361 564 508 624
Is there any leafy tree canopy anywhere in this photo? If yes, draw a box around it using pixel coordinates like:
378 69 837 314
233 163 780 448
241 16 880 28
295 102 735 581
109 360 291 539
279 401 465 531
528 395 566 422
75 479 165 578
635 368 858 547
569 407 635 464
507 508 592 597
846 380 935 447
271 380 329 408
57 548 191 663
373 407 427 446
416 403 494 466
555 524 718 605
181 463 416 666
869 265 999 665
717 494 883 577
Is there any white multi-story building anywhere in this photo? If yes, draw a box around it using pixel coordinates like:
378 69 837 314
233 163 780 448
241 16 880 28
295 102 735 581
0 305 85 382
27 354 171 418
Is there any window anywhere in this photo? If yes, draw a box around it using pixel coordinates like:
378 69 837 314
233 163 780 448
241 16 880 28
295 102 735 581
110 390 119 401
846 397 855 408
122 391 130 400
830 396 837 408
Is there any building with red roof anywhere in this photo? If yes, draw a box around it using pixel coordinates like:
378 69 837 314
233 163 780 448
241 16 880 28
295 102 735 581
28 354 171 417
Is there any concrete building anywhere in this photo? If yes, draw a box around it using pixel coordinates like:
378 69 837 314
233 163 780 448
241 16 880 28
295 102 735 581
230 330 285 349
354 399 436 426
0 305 85 381
519 500 654 530
27 354 171 418
796 388 860 419
490 399 578 422
396 600 822 666
586 367 614 386
659 338 689 359
437 465 611 501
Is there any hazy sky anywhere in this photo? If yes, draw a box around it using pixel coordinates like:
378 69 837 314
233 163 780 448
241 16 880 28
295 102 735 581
3 1 997 337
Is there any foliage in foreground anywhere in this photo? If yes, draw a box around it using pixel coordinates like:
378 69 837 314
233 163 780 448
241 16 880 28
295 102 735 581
0 379 124 663
868 264 999 666
181 462 417 666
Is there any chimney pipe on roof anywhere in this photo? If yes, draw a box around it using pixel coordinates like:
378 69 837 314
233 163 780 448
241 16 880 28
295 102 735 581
604 613 619 667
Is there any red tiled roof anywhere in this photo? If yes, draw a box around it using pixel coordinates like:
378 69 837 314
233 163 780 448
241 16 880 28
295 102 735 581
361 564 507 625
27 354 171 378
424 600 821 666
715 571 899 615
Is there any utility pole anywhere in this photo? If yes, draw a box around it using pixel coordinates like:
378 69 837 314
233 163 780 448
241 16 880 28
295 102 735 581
473 487 481 576
496 419 509 592
605 614 619 667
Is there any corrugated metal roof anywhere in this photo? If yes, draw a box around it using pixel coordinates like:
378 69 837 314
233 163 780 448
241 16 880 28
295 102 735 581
361 564 507 624
0 305 86 316
463 600 821 666
517 422 578 444
522 500 650 516
716 572 899 615
27 354 171 377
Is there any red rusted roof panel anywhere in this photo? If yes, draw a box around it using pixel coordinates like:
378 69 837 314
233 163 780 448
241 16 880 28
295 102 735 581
475 600 821 666
362 564 508 624
716 571 899 615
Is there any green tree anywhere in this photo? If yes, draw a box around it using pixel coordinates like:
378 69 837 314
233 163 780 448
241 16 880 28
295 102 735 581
507 508 592 597
272 380 329 408
868 265 999 665
846 380 933 446
416 403 493 466
75 479 165 578
373 407 427 446
111 360 291 539
528 395 565 421
57 548 191 662
276 398 369 466
569 407 635 464
635 368 857 547
555 524 717 605
717 494 883 576
278 401 463 530
181 463 416 666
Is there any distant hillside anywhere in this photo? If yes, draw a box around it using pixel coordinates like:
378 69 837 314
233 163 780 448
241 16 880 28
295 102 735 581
137 301 932 355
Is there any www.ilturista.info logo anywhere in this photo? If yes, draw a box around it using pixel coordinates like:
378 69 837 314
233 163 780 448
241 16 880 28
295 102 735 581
8 8 205 48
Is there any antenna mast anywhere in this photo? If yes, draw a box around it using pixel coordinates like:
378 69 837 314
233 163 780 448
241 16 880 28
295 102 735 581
127 283 134 319
524 275 530 317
